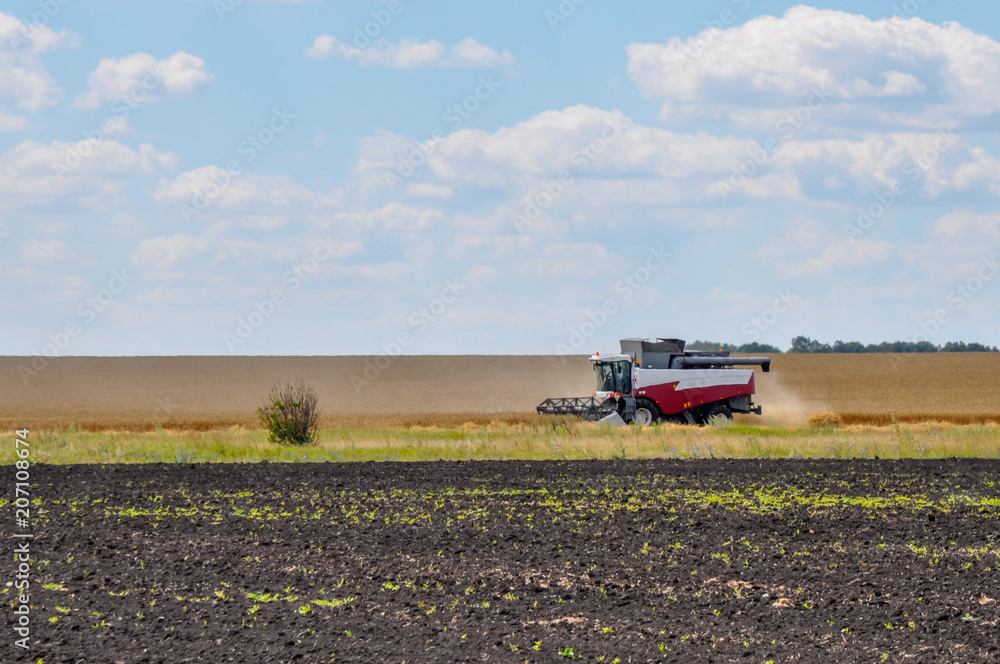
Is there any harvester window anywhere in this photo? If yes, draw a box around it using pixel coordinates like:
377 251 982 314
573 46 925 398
595 361 631 394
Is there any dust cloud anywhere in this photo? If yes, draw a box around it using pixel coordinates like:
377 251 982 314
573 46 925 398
753 369 826 427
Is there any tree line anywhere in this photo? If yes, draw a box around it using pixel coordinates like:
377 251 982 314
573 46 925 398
687 337 999 354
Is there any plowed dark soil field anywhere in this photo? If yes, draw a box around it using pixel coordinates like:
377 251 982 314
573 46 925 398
6 460 1000 663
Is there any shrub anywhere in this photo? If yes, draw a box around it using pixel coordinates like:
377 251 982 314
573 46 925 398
257 381 320 445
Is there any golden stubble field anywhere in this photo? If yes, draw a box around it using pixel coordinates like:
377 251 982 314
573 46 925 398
1 353 999 432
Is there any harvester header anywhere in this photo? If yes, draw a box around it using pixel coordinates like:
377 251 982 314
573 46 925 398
538 337 770 425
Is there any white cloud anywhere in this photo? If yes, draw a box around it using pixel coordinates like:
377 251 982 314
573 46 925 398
136 234 363 278
447 233 533 261
953 147 1000 195
74 51 214 110
930 210 1000 244
356 105 788 233
448 38 515 67
0 139 179 212
518 242 617 280
322 262 415 283
761 218 894 278
152 165 341 215
405 183 454 199
360 106 759 191
306 36 513 68
304 35 338 59
35 220 68 235
359 202 442 231
785 240 894 277
0 11 79 122
132 235 209 269
0 13 78 54
740 173 802 200
356 104 1000 216
771 131 970 195
100 115 134 136
0 111 29 131
5 266 90 302
627 6 1000 128
899 211 1000 284
20 238 75 265
877 70 926 98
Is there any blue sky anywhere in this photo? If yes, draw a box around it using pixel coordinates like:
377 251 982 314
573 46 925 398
2 0 999 357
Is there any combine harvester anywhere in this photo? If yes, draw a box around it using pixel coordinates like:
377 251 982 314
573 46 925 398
537 338 771 426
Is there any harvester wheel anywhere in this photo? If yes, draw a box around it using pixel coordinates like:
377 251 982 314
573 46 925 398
700 402 733 425
632 398 659 426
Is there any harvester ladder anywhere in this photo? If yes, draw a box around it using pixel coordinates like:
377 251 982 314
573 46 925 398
623 396 635 423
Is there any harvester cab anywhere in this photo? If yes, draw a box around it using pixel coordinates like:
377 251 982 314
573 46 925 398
538 337 771 426
592 354 633 398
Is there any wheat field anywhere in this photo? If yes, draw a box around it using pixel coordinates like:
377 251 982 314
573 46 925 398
757 353 1000 425
1 353 998 432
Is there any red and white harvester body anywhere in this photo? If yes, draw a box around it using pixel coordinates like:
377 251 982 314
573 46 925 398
537 338 771 425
